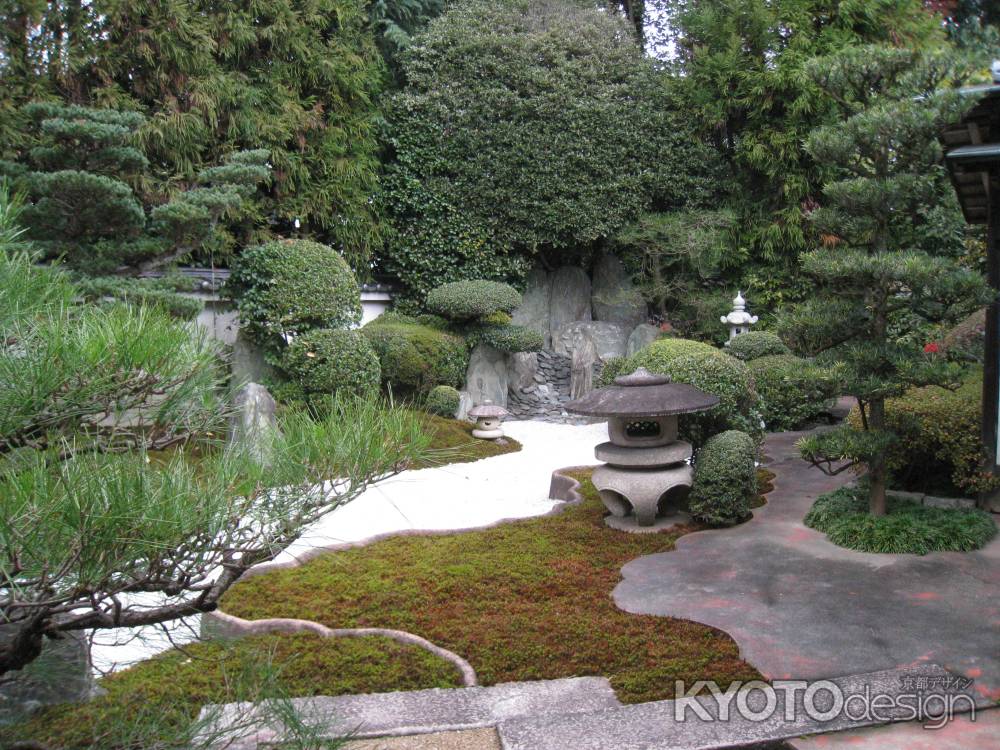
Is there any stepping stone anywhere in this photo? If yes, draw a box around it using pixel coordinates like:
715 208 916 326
197 676 619 749
498 665 982 750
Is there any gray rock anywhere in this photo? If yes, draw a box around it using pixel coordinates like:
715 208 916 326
591 251 647 330
922 494 976 510
0 626 95 725
230 329 275 386
553 321 628 362
511 267 553 349
548 266 591 344
456 390 474 422
626 323 661 356
570 337 598 400
465 344 509 408
228 383 278 465
508 351 539 393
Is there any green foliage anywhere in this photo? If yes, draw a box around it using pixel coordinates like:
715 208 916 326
227 239 362 348
424 385 461 418
804 486 996 554
601 338 761 448
282 329 381 399
748 354 839 431
689 430 758 526
0 1 386 266
477 324 544 354
74 276 204 320
1 103 269 273
381 0 721 303
362 319 467 397
426 280 522 321
727 332 791 361
851 371 999 497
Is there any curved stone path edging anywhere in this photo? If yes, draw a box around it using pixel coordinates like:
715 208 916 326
611 429 1000 704
202 611 478 687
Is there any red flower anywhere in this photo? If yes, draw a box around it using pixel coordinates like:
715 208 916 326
924 342 940 354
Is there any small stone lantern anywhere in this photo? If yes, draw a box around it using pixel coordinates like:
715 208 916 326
721 290 758 343
565 368 718 528
468 400 510 440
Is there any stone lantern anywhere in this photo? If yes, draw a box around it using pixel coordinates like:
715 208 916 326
721 290 758 343
468 400 510 440
565 368 719 529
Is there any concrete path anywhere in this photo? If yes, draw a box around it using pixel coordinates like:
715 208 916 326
614 430 1000 704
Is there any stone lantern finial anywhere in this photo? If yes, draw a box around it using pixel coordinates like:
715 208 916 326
721 290 758 344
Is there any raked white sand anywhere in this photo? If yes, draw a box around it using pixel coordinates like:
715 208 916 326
89 419 606 673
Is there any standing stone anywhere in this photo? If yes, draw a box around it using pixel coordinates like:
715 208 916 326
511 267 553 349
508 351 539 393
553 321 628 362
570 337 598 400
548 266 591 345
229 383 279 465
465 344 509 408
456 390 475 422
230 329 275 386
626 323 661 356
591 251 647 330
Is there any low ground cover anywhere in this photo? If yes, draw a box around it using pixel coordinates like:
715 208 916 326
804 486 997 555
221 470 762 704
411 414 521 468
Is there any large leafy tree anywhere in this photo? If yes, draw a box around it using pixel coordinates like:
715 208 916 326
0 0 385 268
665 0 945 306
783 46 990 516
381 0 720 304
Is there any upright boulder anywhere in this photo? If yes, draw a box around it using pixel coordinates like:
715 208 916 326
591 251 646 330
228 383 279 465
554 321 628 362
548 266 591 344
511 267 553 348
627 323 661 356
570 337 598 399
466 343 509 408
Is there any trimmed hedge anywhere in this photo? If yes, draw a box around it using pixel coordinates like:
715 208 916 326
281 329 380 398
227 239 361 346
853 371 997 497
688 430 758 526
749 354 839 431
424 385 462 418
726 331 790 361
601 338 761 448
426 280 522 321
362 319 468 397
804 486 996 554
478 324 544 354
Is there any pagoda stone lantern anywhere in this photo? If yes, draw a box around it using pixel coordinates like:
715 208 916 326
565 368 719 529
721 290 758 343
468 400 510 440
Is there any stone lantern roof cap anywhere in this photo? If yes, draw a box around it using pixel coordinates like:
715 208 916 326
564 368 719 418
468 400 510 418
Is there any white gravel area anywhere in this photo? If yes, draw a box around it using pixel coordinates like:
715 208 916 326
90 419 606 673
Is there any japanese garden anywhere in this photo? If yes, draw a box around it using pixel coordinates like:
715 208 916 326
1 2 999 749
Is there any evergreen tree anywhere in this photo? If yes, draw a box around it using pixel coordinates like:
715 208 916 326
783 46 991 516
0 102 269 275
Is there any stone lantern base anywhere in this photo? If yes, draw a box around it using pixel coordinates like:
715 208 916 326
592 461 693 528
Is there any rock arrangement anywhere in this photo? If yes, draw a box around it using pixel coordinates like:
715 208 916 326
506 350 603 422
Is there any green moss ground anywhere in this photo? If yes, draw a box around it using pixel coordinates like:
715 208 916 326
221 470 762 704
7 633 463 749
411 413 521 468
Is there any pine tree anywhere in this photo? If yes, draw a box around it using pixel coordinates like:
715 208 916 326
783 46 991 516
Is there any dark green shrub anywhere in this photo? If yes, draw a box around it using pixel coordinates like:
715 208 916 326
362 320 467 397
426 280 522 321
851 371 998 498
478 324 544 354
74 276 203 320
601 338 761 448
281 329 381 398
226 239 362 347
689 430 758 526
424 385 461 418
749 354 839 431
727 332 790 361
804 486 997 554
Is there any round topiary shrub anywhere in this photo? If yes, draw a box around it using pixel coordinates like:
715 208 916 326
281 328 381 398
601 338 761 448
362 319 468 397
479 324 544 354
749 354 839 431
227 239 362 346
426 280 522 321
425 385 462 418
804 486 997 554
688 430 758 526
726 331 790 361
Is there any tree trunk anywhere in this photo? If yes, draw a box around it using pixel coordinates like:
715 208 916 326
867 396 887 517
